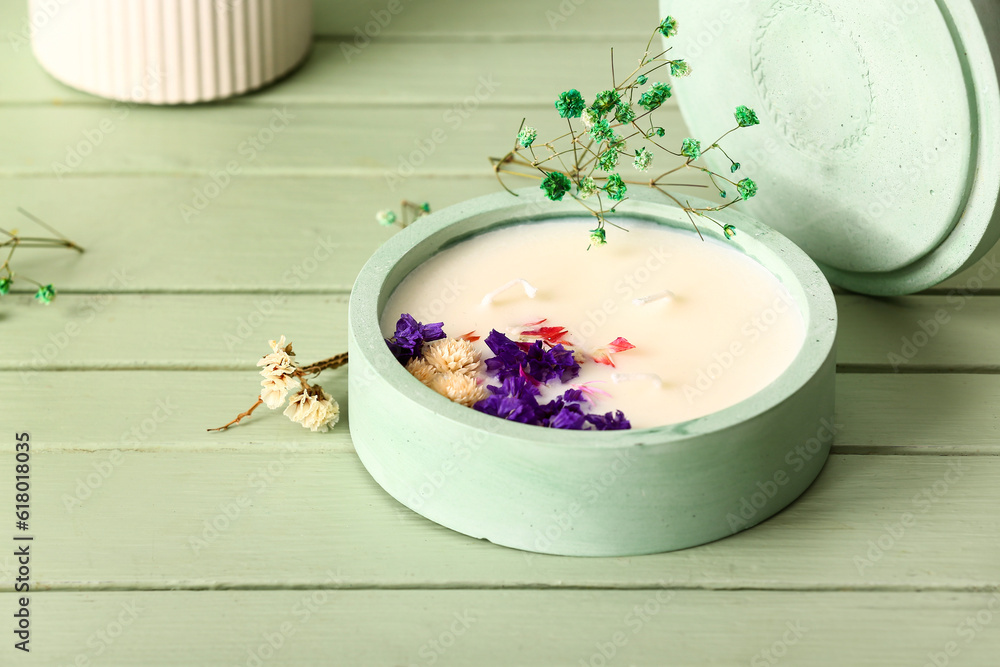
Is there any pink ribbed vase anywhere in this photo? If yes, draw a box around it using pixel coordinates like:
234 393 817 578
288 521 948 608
29 0 313 104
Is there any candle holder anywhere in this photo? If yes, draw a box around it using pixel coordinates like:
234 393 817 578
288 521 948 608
349 188 836 557
29 0 313 104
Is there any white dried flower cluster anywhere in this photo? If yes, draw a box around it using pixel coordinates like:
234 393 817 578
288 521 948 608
405 357 438 385
257 335 299 409
423 338 481 376
428 372 489 407
405 337 488 407
283 386 340 432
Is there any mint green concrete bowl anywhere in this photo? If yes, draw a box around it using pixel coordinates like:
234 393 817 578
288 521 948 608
348 189 837 556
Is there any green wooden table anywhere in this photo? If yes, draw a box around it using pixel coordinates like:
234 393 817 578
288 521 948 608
2 1 999 664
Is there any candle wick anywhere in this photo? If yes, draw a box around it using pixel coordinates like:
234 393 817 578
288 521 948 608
611 373 664 389
481 278 538 307
632 290 675 306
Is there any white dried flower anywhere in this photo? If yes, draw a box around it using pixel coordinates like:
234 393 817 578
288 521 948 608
260 375 299 409
257 335 299 408
405 357 438 385
423 338 482 376
428 372 489 408
283 386 340 432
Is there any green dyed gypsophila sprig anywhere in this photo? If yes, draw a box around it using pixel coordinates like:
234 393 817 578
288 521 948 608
490 16 762 246
0 208 84 306
375 200 432 230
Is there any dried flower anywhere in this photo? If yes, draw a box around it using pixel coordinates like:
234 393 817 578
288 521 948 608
284 386 340 432
375 209 397 226
659 16 678 37
577 176 598 199
597 148 620 172
681 138 702 160
633 147 653 172
423 337 482 376
34 284 55 305
636 74 648 85
670 60 691 77
517 126 537 148
734 105 760 128
603 174 627 201
731 162 741 173
592 337 636 367
589 118 615 143
614 103 636 124
724 225 737 240
0 277 10 295
738 178 759 200
590 89 621 116
638 82 671 112
589 227 607 247
541 171 572 201
581 108 600 129
429 372 490 407
555 89 585 119
386 314 446 362
257 335 299 408
405 357 437 385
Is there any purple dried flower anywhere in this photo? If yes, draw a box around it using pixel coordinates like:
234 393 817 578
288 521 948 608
474 394 537 424
386 313 446 362
585 410 631 431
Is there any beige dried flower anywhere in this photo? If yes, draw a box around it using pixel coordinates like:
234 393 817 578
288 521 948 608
283 386 340 432
257 335 299 408
428 372 489 408
423 338 482 376
405 357 437 385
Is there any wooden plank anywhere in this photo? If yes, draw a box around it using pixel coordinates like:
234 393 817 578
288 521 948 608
0 173 714 293
312 0 656 38
2 370 999 454
0 104 688 176
0 0 657 43
3 589 999 666
5 292 1000 369
0 447 994 590
0 40 678 107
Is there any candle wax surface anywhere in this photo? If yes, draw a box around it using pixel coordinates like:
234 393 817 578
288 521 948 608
381 219 807 430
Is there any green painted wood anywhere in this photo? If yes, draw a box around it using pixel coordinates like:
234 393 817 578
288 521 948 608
3 590 999 666
0 448 992 590
5 291 1000 371
3 371 999 454
0 40 678 107
0 0 656 44
0 105 686 176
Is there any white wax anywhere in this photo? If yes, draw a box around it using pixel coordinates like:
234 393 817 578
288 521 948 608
381 219 806 429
